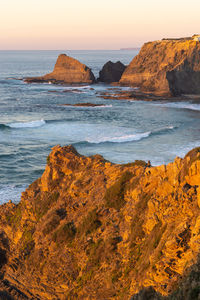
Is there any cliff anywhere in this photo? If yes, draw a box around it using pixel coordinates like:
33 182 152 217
25 54 95 84
120 39 200 96
98 61 126 83
0 145 200 299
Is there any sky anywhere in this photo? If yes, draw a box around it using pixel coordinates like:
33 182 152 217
0 0 200 50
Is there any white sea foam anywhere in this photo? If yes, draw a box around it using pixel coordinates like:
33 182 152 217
8 119 46 128
171 142 200 158
71 90 87 94
0 185 26 204
154 102 200 111
64 85 91 90
173 103 200 111
62 104 112 109
86 131 151 144
85 126 174 144
153 125 174 133
95 104 112 108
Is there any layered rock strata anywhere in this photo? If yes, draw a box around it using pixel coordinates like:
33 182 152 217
25 54 95 84
120 39 200 96
98 61 126 83
0 146 200 299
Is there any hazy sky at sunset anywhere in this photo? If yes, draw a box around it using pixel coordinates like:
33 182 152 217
1 0 200 50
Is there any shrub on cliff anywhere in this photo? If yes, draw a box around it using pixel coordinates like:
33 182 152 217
105 171 133 210
78 209 102 236
34 191 60 220
52 222 76 245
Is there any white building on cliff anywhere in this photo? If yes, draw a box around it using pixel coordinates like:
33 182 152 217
193 35 200 42
162 34 200 42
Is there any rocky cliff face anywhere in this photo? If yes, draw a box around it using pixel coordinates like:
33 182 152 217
0 146 200 299
25 54 95 84
120 39 200 96
98 61 126 83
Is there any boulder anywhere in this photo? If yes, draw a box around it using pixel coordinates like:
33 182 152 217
25 54 95 84
120 38 200 96
98 61 126 83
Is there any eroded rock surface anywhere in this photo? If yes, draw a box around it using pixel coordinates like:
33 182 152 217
0 146 200 299
120 39 200 96
25 54 95 84
98 61 126 83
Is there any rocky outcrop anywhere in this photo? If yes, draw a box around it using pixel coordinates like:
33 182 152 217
25 54 95 84
98 61 126 83
0 146 200 299
120 39 200 96
97 89 192 101
132 255 200 299
60 102 104 107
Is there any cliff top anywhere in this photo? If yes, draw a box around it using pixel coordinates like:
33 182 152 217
161 33 200 41
120 36 200 96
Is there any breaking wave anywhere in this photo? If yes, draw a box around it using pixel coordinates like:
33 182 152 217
0 120 46 129
0 184 27 204
154 102 200 111
85 126 175 144
62 104 113 109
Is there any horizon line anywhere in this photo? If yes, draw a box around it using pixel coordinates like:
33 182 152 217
0 48 141 51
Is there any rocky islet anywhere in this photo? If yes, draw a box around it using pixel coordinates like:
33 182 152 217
25 54 96 84
98 60 126 83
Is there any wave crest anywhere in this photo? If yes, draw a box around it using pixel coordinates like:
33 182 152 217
8 119 46 128
86 131 151 144
85 126 175 144
154 102 200 112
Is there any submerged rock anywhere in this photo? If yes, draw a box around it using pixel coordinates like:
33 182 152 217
0 145 200 298
25 54 96 84
60 102 104 107
120 37 200 96
98 61 126 83
96 89 191 101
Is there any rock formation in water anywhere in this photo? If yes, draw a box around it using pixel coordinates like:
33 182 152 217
0 145 200 299
97 89 190 101
120 37 200 96
25 54 96 84
61 102 104 107
98 61 126 83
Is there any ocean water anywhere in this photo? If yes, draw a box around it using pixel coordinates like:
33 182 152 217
0 50 200 203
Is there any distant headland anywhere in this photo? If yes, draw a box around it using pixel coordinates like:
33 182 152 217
120 47 140 50
120 34 200 96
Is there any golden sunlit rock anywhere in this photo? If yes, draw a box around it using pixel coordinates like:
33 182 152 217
120 38 200 96
25 54 95 84
0 145 200 299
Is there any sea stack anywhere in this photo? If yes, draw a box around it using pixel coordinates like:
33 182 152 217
120 35 200 96
25 54 96 84
98 61 126 83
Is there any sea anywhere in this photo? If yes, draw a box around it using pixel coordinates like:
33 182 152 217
0 50 200 204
